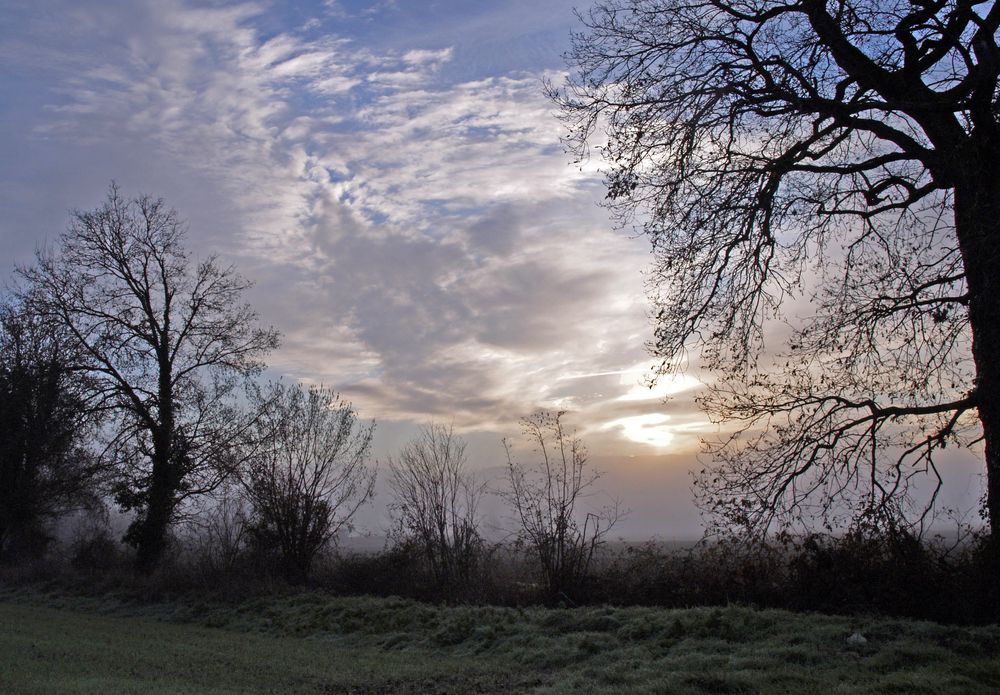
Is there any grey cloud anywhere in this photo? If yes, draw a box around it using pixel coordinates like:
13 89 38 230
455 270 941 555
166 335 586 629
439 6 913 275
464 259 613 351
323 234 472 353
463 203 524 257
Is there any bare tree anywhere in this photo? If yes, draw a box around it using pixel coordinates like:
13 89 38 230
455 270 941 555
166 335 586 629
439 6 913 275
18 185 279 570
503 412 622 600
554 0 1000 534
242 382 376 583
387 424 485 590
0 301 104 561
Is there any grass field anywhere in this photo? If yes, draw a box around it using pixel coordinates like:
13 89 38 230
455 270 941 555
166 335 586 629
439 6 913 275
2 589 1000 693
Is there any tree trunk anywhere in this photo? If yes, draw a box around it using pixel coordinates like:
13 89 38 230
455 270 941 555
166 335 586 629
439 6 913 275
134 351 176 573
954 142 1000 535
133 452 173 572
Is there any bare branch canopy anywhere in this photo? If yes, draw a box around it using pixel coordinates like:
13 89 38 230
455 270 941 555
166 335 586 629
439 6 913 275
554 0 1000 534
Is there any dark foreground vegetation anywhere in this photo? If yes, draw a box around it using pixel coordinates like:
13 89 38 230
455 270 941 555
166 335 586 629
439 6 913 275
3 586 1000 694
5 520 1000 626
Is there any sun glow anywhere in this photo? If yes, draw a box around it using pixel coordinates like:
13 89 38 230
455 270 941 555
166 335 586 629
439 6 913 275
606 413 676 448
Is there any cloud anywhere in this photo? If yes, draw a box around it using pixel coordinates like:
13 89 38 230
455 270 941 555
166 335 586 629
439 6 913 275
1 0 708 458
402 47 454 66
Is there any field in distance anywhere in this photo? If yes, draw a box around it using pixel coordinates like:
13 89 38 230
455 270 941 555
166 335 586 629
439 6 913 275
2 589 999 694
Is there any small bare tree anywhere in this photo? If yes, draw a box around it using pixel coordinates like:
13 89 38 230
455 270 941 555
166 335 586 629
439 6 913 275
503 411 622 600
242 382 375 583
387 424 485 590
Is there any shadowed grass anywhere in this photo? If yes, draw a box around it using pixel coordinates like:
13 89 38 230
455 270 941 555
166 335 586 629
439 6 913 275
0 602 534 694
2 589 999 693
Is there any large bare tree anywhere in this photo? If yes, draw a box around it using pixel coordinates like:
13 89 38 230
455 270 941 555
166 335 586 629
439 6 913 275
19 185 279 569
554 0 1000 534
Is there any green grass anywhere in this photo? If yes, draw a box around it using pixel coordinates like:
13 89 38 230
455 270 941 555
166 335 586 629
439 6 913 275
2 588 999 693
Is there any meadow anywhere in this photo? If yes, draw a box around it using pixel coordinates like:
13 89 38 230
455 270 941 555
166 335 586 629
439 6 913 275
3 587 1000 694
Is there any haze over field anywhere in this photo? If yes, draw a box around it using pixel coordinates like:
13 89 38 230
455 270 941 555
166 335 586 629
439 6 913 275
0 0 983 537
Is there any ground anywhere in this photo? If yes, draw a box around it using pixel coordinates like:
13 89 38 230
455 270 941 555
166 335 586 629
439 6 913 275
2 589 999 693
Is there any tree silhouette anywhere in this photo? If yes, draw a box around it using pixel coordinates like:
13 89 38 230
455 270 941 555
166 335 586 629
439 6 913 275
555 0 1000 534
19 185 279 570
242 382 375 583
387 424 485 591
0 303 102 560
503 412 622 600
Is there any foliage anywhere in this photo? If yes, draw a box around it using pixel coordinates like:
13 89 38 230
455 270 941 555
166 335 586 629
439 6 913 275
68 520 123 573
17 184 279 570
503 412 623 601
241 382 376 583
320 544 426 598
0 302 103 561
555 0 1000 534
387 424 486 593
4 514 1000 622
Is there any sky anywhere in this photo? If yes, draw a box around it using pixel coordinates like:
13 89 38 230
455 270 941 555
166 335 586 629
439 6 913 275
0 0 718 538
0 0 982 539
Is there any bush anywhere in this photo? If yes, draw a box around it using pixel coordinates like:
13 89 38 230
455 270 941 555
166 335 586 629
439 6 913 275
69 524 122 572
321 543 425 598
